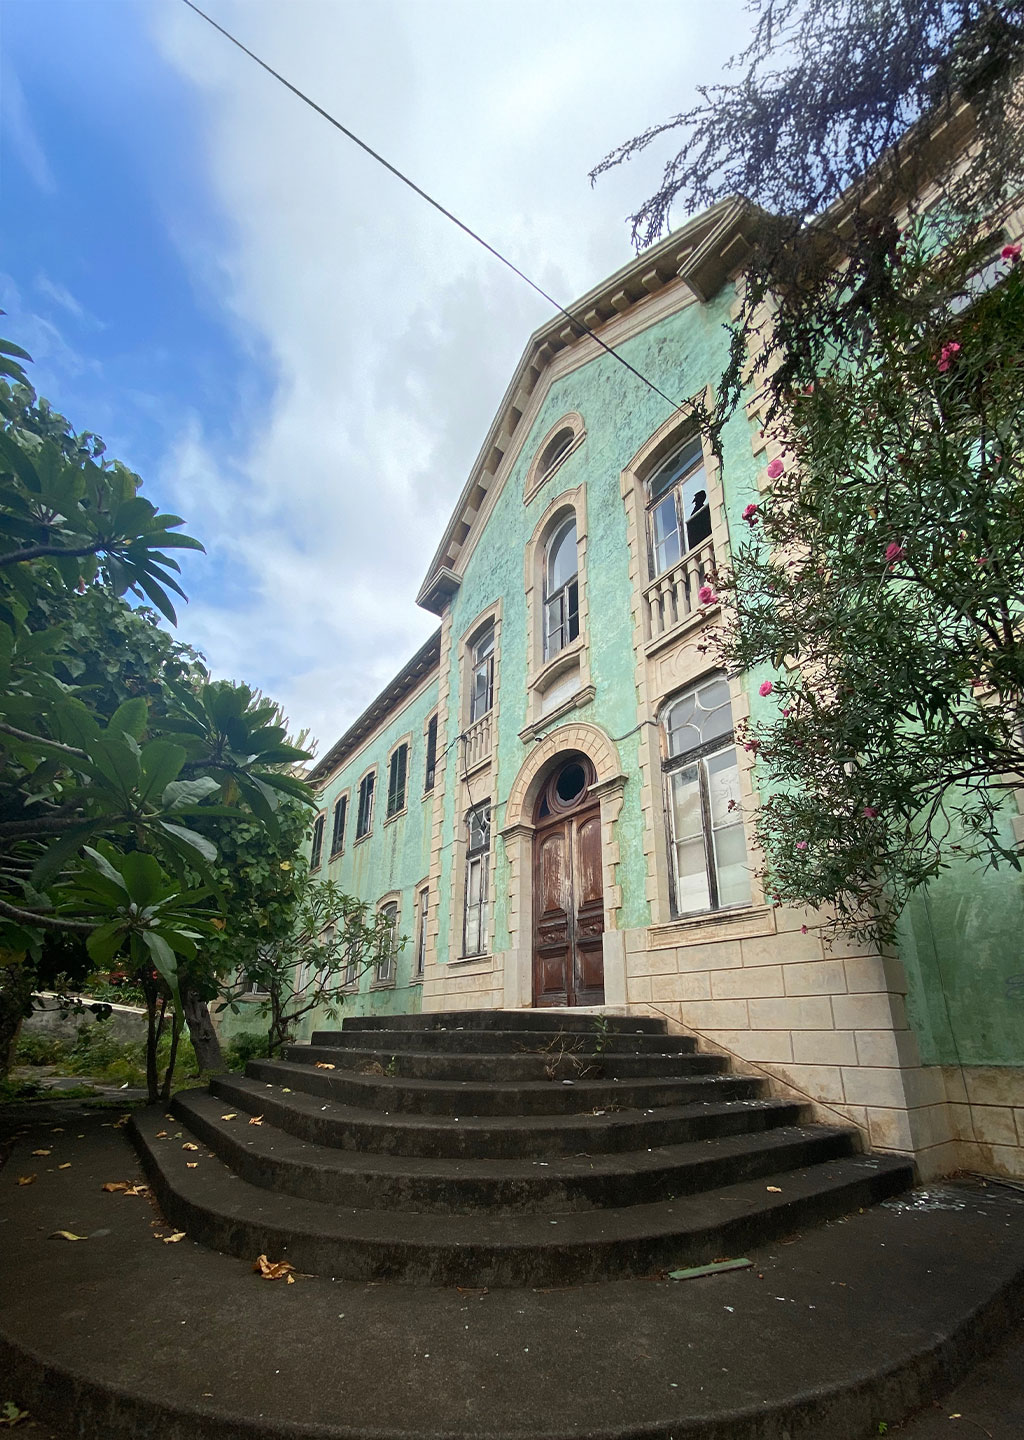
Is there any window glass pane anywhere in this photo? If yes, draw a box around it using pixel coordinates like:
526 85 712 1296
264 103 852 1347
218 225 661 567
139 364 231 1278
310 816 324 868
649 435 703 500
665 695 700 758
651 494 681 575
356 773 374 837
706 751 750 907
542 429 574 473
669 765 711 913
468 804 490 852
680 464 711 550
547 520 578 592
331 796 346 853
424 715 438 791
470 657 492 721
566 579 579 643
473 627 494 664
674 837 711 913
696 678 733 744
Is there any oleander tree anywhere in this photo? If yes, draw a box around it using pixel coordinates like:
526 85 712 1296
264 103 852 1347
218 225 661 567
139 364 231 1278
0 340 313 1096
593 0 1024 940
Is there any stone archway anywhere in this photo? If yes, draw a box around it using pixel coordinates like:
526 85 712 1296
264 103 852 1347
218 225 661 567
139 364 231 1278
500 722 627 1009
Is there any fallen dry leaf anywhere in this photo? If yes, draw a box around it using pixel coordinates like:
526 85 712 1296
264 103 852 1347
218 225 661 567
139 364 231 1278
182 1142 199 1151
253 1253 296 1281
17 1175 36 1186
186 1162 198 1169
51 1231 87 1241
58 1163 72 1170
248 1116 263 1126
281 1087 292 1093
155 1130 168 1138
315 1062 336 1070
220 1113 237 1121
102 1181 150 1197
163 1232 187 1244
766 1185 782 1193
31 1149 51 1157
113 1114 131 1129
51 1127 64 1133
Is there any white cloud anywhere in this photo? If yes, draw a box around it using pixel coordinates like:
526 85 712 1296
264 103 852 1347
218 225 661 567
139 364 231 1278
149 0 746 749
0 63 56 194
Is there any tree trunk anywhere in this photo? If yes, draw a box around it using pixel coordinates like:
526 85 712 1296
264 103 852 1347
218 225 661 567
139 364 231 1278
159 1009 183 1106
0 961 35 1079
181 988 224 1073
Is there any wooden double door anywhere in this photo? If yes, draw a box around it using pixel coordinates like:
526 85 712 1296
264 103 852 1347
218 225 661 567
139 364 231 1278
531 758 605 1007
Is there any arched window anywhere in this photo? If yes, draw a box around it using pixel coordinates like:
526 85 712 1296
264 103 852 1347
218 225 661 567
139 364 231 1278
543 516 579 660
662 674 750 915
463 804 491 956
647 434 712 578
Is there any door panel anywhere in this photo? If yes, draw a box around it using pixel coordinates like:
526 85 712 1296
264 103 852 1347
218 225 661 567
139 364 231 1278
532 802 605 1006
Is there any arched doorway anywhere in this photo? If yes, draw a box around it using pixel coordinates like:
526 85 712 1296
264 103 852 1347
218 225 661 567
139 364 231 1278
532 754 605 1006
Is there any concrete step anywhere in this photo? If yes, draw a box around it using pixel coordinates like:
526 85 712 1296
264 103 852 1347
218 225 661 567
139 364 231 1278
249 1054 747 1116
209 1072 779 1159
7 1114 1023 1440
339 1008 668 1034
173 1087 859 1214
133 1104 912 1286
310 1025 698 1055
285 1041 727 1082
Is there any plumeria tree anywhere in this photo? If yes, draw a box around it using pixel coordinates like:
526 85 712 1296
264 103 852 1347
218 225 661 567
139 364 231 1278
0 340 313 1095
707 232 1024 942
217 877 397 1058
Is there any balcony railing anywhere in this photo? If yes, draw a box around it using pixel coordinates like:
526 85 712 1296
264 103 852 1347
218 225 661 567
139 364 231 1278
463 710 493 770
643 538 716 641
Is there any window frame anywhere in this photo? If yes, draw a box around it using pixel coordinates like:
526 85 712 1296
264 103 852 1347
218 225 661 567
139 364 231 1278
385 740 409 820
374 899 400 987
329 793 348 858
469 623 495 723
423 712 438 794
414 883 429 978
309 812 325 870
645 434 713 582
355 769 376 841
542 514 580 661
462 803 491 958
661 676 750 918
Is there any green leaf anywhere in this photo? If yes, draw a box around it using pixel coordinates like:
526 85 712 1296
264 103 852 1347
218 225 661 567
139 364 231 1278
159 821 218 864
141 929 180 1007
138 739 186 801
108 697 149 742
86 921 128 967
161 775 221 810
117 851 168 909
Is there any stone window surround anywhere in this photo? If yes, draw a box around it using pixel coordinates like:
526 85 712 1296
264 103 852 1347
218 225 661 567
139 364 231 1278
447 789 497 966
328 789 350 859
383 732 413 825
457 600 503 778
354 765 377 844
523 487 592 727
657 674 753 922
619 400 762 929
523 411 586 505
372 891 402 989
499 720 628 1009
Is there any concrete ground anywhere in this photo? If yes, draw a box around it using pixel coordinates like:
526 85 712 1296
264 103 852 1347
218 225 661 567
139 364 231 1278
2 1102 1024 1440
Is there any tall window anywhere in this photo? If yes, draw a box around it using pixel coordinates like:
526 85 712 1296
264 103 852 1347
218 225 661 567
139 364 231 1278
415 885 429 977
463 804 491 956
469 625 494 722
376 901 398 985
424 714 438 792
330 795 347 856
309 814 325 869
647 435 712 578
543 516 579 659
662 675 750 915
356 771 375 839
386 743 408 818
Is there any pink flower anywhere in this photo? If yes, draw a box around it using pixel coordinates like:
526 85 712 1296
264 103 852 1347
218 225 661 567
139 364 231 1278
766 457 785 480
697 583 717 605
795 840 808 850
885 541 905 565
781 708 791 717
759 680 774 697
1002 243 1021 262
862 806 878 819
937 341 961 373
800 925 808 934
742 502 760 527
744 739 761 753
975 556 988 566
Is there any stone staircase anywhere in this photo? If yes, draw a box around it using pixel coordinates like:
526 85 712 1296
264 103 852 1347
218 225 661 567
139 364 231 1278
134 1009 913 1286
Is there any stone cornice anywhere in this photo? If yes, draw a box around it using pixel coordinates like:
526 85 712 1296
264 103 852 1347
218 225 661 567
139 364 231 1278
415 197 762 616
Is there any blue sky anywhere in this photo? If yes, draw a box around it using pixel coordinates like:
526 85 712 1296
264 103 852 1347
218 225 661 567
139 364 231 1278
1 0 744 751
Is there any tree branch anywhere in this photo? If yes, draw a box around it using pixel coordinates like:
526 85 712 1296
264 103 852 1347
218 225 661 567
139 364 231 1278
0 539 106 567
0 896 96 932
0 722 87 760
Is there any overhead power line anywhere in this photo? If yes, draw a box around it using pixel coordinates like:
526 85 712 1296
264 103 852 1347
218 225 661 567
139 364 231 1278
179 0 697 421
